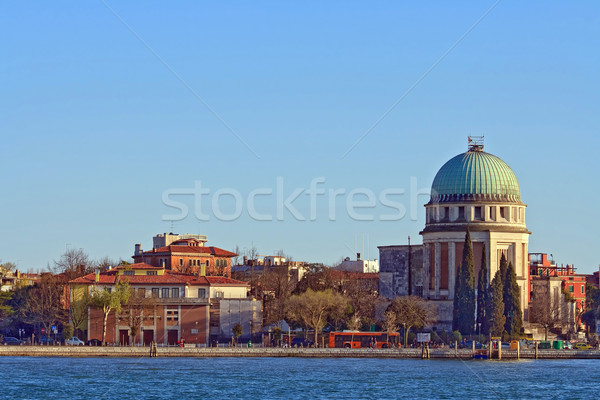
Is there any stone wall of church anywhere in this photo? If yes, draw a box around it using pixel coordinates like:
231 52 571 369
378 245 423 299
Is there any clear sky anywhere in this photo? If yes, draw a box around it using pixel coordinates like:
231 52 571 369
1 1 598 273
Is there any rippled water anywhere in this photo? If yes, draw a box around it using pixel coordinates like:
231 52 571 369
0 357 596 399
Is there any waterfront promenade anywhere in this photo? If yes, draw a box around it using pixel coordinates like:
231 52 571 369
1 345 599 359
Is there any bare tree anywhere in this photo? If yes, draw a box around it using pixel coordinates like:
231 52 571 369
293 264 335 294
262 267 297 326
529 293 564 341
22 274 68 338
96 257 119 272
232 245 241 266
51 248 93 279
387 296 435 347
333 272 378 327
383 310 399 346
120 289 156 346
286 289 348 344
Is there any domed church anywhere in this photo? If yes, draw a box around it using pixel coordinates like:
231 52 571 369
379 137 530 329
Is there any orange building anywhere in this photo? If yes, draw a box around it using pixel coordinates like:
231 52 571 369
132 234 236 277
529 253 586 318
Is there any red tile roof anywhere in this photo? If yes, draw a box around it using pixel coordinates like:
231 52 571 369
139 246 237 257
69 269 248 287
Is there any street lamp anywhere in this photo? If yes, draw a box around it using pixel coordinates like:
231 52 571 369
478 323 482 344
403 322 407 348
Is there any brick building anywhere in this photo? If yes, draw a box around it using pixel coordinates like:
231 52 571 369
133 233 237 277
69 263 253 346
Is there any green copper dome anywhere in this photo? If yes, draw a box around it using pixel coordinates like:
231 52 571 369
430 149 522 204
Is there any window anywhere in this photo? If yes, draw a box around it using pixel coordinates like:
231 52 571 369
146 271 157 276
458 206 465 219
519 208 524 221
166 309 179 322
172 288 179 298
569 285 574 293
123 270 134 276
474 206 482 220
415 285 424 298
500 207 507 219
215 290 224 298
151 288 160 298
162 288 170 298
206 260 210 267
107 288 112 293
581 286 585 294
179 258 183 266
198 288 206 298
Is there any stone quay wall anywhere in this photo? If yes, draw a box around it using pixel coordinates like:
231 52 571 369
1 346 600 359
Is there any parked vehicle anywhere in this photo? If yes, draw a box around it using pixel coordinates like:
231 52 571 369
86 339 102 346
291 337 314 347
40 336 58 345
2 337 24 345
66 337 85 346
575 343 592 350
459 340 483 349
329 331 400 349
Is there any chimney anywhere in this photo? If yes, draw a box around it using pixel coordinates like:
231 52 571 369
134 244 142 256
356 252 361 261
95 270 100 283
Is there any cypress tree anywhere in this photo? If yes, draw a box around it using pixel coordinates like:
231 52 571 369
452 256 463 333
504 261 523 338
488 268 506 337
499 253 508 286
453 229 476 335
476 243 488 335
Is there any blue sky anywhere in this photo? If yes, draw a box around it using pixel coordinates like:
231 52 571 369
1 1 598 273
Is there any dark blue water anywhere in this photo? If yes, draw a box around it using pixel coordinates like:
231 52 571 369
0 357 595 399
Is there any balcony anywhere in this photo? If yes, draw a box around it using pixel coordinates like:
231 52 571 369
150 297 209 305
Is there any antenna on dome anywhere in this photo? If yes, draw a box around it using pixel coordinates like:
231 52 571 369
468 135 484 151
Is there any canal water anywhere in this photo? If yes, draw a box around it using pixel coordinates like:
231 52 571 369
0 356 595 399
